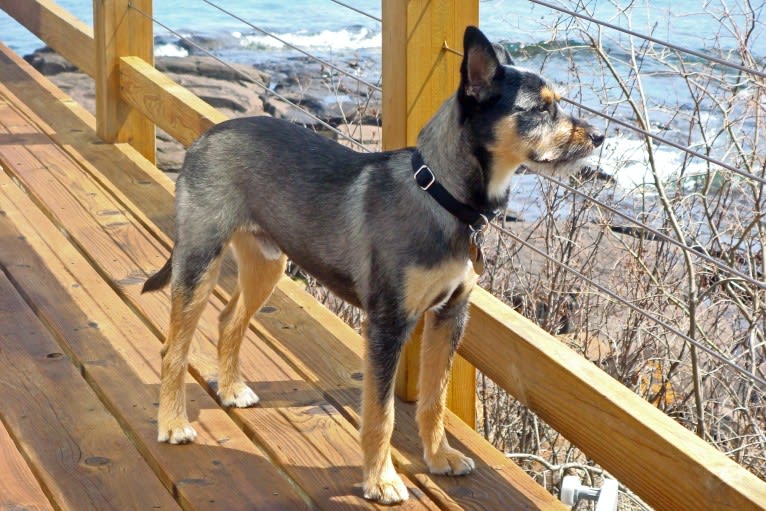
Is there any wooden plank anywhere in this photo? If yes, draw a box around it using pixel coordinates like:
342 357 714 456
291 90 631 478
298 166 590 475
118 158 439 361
250 276 566 511
0 0 95 77
0 92 436 511
0 39 564 510
6 19 766 511
93 0 155 162
381 0 406 151
0 420 55 511
445 356 476 428
0 272 180 511
460 287 766 511
0 172 310 510
0 43 180 238
382 0 478 426
119 56 226 147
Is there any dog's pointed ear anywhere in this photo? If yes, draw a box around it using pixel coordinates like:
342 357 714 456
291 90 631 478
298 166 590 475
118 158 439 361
461 26 502 103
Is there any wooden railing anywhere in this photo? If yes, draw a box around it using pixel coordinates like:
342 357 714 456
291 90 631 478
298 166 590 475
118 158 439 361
2 1 766 510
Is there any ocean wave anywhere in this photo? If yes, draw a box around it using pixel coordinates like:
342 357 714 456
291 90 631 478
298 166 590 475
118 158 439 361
594 135 721 193
236 27 381 51
156 42 189 58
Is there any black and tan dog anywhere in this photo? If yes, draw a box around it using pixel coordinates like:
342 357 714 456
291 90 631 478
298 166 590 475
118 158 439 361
142 26 603 504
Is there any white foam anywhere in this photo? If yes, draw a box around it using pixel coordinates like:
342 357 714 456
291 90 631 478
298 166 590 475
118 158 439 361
155 43 189 57
593 134 714 193
236 27 381 51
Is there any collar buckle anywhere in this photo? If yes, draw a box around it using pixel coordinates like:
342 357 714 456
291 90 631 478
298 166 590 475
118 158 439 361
411 150 495 230
414 164 436 191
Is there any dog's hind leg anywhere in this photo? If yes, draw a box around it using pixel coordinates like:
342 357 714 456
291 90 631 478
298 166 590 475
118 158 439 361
361 316 415 504
416 275 477 476
217 230 286 407
158 251 223 444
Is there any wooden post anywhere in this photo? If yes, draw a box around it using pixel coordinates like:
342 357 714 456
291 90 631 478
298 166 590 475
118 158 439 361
383 0 479 427
93 0 155 163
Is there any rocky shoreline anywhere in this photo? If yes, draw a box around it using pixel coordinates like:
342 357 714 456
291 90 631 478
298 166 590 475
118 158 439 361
24 47 382 173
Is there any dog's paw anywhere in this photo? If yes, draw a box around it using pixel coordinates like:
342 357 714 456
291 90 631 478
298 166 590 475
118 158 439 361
218 382 260 408
157 418 197 444
426 447 475 476
363 472 409 504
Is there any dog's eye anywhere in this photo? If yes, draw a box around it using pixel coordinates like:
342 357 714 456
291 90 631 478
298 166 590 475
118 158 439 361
536 104 549 114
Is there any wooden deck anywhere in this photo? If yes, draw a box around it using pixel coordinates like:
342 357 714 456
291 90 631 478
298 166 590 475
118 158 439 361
0 42 564 510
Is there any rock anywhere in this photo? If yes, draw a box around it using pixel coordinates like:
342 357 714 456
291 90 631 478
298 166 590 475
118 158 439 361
155 56 269 84
24 46 384 173
24 47 77 75
167 73 265 117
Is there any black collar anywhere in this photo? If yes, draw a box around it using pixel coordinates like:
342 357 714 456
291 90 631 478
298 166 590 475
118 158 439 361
411 150 496 231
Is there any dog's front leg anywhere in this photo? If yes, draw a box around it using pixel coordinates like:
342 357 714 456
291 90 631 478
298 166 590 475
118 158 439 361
360 317 414 504
416 282 476 476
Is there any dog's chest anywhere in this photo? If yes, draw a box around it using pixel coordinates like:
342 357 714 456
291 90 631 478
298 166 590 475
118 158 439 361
403 259 472 315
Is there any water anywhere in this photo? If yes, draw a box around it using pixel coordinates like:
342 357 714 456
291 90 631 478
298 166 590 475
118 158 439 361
3 1 764 56
2 1 764 200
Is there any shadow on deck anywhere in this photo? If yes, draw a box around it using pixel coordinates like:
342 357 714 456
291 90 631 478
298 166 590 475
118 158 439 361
0 42 560 511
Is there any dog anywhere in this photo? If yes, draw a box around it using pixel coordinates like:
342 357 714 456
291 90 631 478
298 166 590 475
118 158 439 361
142 25 603 504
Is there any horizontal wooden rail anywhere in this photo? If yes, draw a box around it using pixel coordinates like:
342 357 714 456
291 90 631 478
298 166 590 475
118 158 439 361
104 49 766 511
0 0 95 77
461 287 766 511
119 56 224 147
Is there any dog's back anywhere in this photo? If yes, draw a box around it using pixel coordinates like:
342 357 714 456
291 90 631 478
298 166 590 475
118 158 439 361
174 116 450 307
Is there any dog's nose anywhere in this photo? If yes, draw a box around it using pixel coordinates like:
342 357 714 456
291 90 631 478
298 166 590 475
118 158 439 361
590 131 605 148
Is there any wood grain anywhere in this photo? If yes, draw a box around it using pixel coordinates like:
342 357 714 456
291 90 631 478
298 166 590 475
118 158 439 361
382 0 479 427
93 0 155 162
460 287 766 511
119 56 226 147
0 0 95 77
0 272 179 511
246 277 566 511
0 420 55 511
0 84 436 511
0 38 566 510
0 172 310 510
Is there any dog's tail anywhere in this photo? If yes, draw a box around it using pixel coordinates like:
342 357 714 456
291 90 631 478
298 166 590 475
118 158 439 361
142 252 173 293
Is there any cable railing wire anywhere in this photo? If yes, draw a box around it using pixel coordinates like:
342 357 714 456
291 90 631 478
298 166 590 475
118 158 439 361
327 0 381 23
528 0 766 81
560 97 766 187
130 1 764 385
489 221 766 389
535 173 766 289
129 4 372 153
201 0 382 93
428 44 766 187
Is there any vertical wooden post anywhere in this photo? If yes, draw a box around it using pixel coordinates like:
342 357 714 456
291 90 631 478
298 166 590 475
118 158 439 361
383 0 479 428
93 0 155 163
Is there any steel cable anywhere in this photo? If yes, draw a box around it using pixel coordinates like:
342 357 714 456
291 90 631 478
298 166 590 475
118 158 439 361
528 0 766 81
489 221 766 388
129 4 372 152
560 97 766 187
130 1 764 386
536 173 766 289
433 45 766 187
201 0 382 93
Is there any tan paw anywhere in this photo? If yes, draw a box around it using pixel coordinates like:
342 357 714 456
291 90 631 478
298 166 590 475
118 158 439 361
157 418 197 444
363 472 409 504
426 447 475 476
218 382 259 408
